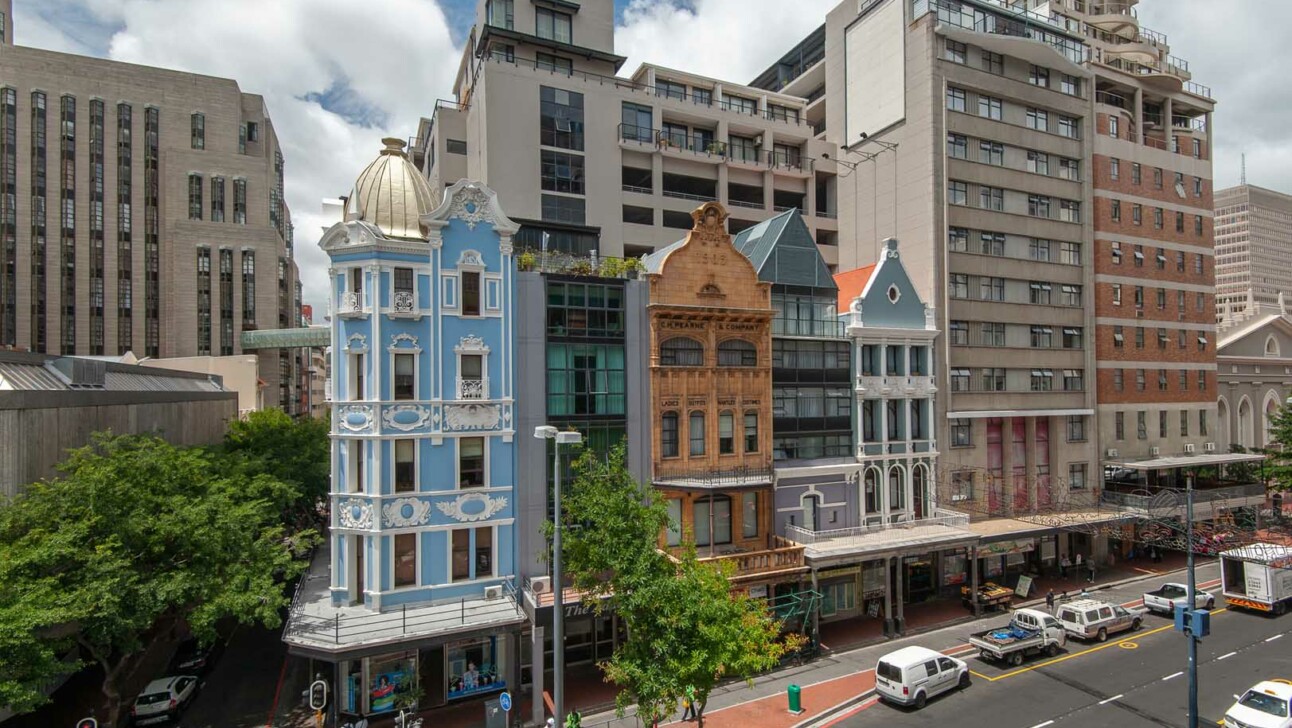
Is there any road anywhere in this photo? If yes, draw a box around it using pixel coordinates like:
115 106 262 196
179 620 315 728
835 569 1292 728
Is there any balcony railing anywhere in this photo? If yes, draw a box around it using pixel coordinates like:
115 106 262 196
728 199 765 210
456 377 487 400
785 507 971 545
695 536 806 579
652 463 774 489
929 0 1090 65
392 290 415 314
1095 90 1128 109
337 291 365 317
618 124 812 173
854 374 938 397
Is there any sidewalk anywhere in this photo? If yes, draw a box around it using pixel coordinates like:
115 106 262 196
576 554 1212 728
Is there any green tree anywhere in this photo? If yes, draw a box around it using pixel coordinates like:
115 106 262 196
0 433 316 725
221 409 330 529
556 446 793 727
1265 404 1292 493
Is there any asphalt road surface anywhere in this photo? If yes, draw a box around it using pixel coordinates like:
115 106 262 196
839 597 1292 728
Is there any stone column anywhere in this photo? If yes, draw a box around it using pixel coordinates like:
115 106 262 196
882 557 894 637
971 547 981 618
531 625 546 726
894 554 905 635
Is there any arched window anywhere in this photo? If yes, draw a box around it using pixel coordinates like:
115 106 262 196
1238 397 1254 449
889 466 906 517
661 412 679 457
912 464 930 519
660 336 704 366
863 467 881 516
1267 335 1281 358
694 495 732 547
717 339 757 367
689 411 706 456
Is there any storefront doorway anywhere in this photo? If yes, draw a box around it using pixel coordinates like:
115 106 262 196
902 555 935 604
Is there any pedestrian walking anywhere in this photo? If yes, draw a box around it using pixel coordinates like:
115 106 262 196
1060 554 1070 577
681 684 697 721
1087 560 1096 584
1046 589 1056 613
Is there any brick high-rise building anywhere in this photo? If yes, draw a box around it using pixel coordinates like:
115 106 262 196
0 0 305 412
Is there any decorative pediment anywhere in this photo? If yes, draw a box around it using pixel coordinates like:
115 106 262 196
692 202 728 241
457 249 486 269
436 492 509 523
454 334 490 354
697 277 725 299
387 332 421 352
422 179 520 234
345 333 369 353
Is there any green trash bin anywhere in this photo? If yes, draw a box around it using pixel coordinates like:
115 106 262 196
788 684 803 714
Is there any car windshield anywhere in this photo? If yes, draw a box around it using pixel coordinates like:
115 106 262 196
877 661 902 681
1238 691 1290 717
136 692 171 706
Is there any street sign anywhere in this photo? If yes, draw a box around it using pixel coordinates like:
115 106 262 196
499 691 512 712
76 719 97 728
308 679 328 711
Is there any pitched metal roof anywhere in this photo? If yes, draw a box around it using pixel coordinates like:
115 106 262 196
0 353 225 393
732 209 836 289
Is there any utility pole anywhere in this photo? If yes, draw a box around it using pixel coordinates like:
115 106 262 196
1185 469 1198 728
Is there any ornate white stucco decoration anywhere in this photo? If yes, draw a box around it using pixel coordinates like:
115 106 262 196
443 403 502 431
382 497 433 528
336 405 374 433
388 332 421 352
338 498 374 530
436 492 508 523
458 249 485 269
454 334 489 354
421 179 521 235
382 404 432 432
345 333 369 353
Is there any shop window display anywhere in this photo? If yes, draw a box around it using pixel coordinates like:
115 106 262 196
448 637 504 700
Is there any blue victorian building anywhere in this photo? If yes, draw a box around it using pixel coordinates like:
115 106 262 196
285 139 525 720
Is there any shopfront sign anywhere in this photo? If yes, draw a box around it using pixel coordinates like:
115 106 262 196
534 598 613 629
979 538 1036 556
817 566 861 580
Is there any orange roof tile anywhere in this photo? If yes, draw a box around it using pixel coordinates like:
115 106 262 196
833 264 877 312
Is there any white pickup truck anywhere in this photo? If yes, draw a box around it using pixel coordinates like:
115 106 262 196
967 608 1066 666
1142 582 1215 614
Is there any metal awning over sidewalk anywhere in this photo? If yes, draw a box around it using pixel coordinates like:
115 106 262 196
1106 452 1267 470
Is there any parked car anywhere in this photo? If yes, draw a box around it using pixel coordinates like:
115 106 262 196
130 675 198 725
1223 680 1292 728
1056 598 1145 642
169 637 222 675
967 608 1066 666
875 645 970 709
1143 583 1215 614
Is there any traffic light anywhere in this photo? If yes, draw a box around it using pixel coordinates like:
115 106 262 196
76 719 98 728
308 679 328 711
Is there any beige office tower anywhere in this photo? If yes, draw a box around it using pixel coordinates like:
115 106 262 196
413 0 841 264
0 1 307 412
1215 184 1292 323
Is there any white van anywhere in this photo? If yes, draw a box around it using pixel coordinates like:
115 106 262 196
1055 599 1145 642
875 646 970 709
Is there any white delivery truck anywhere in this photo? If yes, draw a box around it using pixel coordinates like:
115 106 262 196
1220 543 1292 616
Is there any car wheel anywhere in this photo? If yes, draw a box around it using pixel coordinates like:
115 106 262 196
959 672 971 690
1132 618 1142 631
1097 627 1108 643
1274 601 1287 617
914 691 927 709
1045 643 1061 657
1206 598 1215 610
1009 652 1025 667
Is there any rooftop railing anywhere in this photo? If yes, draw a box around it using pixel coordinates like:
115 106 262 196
785 508 971 545
652 463 774 489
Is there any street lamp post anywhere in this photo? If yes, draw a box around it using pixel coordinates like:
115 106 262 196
1185 469 1199 728
534 425 583 725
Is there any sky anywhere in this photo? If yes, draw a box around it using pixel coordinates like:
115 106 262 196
13 0 1287 315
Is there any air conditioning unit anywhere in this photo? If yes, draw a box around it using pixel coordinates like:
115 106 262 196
1150 447 1160 456
1106 448 1119 458
484 585 503 600
1184 443 1196 453
530 576 552 595
1204 442 1216 452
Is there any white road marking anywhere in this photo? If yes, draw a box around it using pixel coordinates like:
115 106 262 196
1099 694 1124 705
1162 671 1184 681
1218 651 1237 660
1028 721 1055 728
1266 634 1283 642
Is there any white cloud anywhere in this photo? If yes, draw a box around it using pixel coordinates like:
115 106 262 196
616 0 837 84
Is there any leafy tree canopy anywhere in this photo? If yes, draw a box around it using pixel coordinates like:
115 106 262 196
0 431 317 724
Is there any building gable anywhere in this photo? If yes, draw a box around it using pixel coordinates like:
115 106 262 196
837 238 928 329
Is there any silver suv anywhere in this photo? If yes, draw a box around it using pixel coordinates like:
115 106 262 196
130 675 198 725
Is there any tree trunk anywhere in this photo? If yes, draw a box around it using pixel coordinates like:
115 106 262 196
78 638 133 728
697 698 708 727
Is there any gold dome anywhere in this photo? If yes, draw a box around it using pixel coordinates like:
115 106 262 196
347 137 437 240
